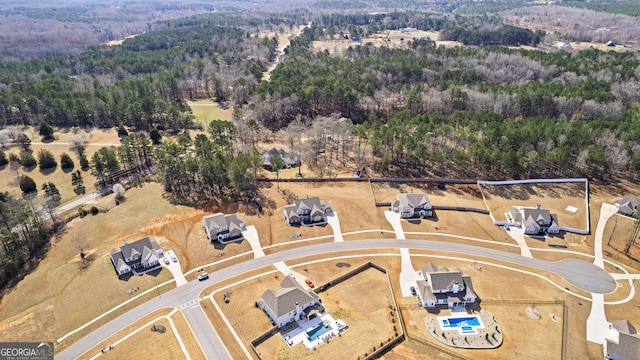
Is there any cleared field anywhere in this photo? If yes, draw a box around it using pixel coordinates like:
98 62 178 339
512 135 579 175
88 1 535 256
311 30 464 57
186 99 233 125
0 126 120 204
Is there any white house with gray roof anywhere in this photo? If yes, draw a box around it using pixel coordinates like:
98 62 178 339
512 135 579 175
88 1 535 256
283 196 332 226
260 274 323 327
202 213 246 243
605 320 640 360
614 195 639 217
109 236 163 276
509 205 560 235
392 193 432 218
416 262 477 309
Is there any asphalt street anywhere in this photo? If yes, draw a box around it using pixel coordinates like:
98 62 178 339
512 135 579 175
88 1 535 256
57 238 616 360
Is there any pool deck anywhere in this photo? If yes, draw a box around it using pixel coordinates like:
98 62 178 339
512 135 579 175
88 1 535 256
426 309 503 349
280 314 344 349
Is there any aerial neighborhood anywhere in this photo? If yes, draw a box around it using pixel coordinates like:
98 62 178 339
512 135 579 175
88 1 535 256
1 2 640 360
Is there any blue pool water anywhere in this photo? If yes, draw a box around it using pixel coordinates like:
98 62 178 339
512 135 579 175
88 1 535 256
443 316 481 328
307 324 332 341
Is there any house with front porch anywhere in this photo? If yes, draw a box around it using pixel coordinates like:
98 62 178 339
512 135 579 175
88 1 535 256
260 274 324 327
109 236 163 276
283 196 332 226
604 320 640 360
392 193 433 218
416 262 477 309
202 213 246 243
509 205 560 235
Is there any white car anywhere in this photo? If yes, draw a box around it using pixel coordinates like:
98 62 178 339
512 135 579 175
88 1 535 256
163 257 170 265
171 255 178 263
198 272 209 281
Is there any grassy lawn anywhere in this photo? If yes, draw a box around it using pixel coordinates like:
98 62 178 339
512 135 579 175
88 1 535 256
186 99 233 125
0 183 187 345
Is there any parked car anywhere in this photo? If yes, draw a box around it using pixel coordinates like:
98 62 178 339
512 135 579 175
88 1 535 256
198 272 209 281
171 255 178 263
410 286 417 296
305 279 315 288
163 257 170 265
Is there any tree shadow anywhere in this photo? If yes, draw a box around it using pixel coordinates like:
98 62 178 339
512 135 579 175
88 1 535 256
38 166 57 175
62 166 75 173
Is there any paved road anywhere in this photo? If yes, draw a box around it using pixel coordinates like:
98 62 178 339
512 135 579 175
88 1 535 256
182 305 230 359
57 239 616 359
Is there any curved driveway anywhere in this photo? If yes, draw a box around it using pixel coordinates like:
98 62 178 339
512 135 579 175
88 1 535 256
57 238 615 360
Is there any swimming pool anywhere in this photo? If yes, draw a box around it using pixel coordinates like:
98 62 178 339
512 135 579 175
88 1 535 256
438 315 484 335
307 324 332 342
442 316 481 328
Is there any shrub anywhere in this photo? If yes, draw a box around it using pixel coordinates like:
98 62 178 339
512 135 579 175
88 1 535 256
78 207 88 217
117 125 129 138
19 151 36 167
39 122 54 140
79 154 89 170
19 176 37 193
37 149 57 170
90 206 99 215
60 152 74 169
0 150 7 166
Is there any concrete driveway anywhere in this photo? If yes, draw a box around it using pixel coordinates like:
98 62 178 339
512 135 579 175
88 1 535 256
162 250 187 287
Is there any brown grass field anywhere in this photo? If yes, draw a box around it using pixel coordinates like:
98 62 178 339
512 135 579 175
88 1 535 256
0 126 120 204
76 308 201 360
186 99 234 125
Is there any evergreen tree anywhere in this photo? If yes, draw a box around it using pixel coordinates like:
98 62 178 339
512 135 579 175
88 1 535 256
19 176 37 193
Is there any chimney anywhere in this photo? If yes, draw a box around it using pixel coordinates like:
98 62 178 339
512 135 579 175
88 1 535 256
536 204 541 210
123 240 129 245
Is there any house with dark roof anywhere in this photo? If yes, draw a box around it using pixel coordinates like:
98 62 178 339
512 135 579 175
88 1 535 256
109 236 163 276
283 196 332 226
416 262 477 309
202 213 246 243
392 193 433 218
262 148 300 171
509 205 560 235
614 195 639 217
260 274 324 327
605 320 640 360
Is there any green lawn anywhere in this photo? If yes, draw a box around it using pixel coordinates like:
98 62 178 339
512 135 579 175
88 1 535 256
187 99 233 125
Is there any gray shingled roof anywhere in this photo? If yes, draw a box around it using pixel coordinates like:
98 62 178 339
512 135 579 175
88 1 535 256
416 280 435 302
119 236 162 260
261 276 319 318
607 327 640 360
398 193 431 209
615 195 638 216
430 272 464 292
203 213 245 235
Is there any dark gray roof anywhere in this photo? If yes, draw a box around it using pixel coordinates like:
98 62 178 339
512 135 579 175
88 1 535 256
429 272 464 292
109 248 127 270
119 236 162 260
607 334 640 360
261 275 319 318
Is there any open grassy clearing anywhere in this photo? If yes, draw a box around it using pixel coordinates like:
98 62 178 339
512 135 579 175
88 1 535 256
186 99 233 125
76 309 182 360
311 30 464 57
1 126 120 204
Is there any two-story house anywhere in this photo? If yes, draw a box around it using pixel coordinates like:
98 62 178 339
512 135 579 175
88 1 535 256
260 275 324 327
283 196 332 226
416 262 477 309
391 193 433 218
202 213 246 243
109 236 163 276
